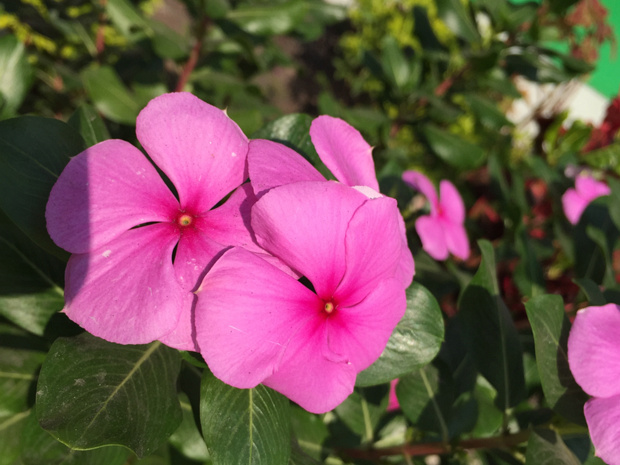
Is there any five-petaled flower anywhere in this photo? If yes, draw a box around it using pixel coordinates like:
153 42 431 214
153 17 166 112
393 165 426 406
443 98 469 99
562 173 610 225
46 92 261 349
196 181 409 413
568 303 620 465
402 170 469 261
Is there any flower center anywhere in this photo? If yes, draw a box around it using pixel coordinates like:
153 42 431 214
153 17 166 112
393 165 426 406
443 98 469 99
323 300 336 315
176 212 194 228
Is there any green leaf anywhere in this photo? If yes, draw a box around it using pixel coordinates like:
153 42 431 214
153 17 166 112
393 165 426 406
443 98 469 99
525 294 588 425
0 35 33 120
0 211 65 336
435 0 479 43
422 124 486 170
149 20 190 60
290 406 328 461
0 409 30 465
200 371 290 465
82 65 142 125
36 334 182 457
0 116 85 256
356 282 444 386
334 386 387 442
252 113 334 180
380 36 410 93
573 278 606 306
396 363 453 440
525 428 580 465
227 0 308 36
68 105 110 147
105 0 151 41
21 410 131 465
0 345 45 417
169 393 209 462
458 240 526 410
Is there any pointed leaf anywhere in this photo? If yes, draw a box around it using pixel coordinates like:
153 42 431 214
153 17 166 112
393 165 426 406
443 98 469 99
0 212 65 335
458 240 525 410
0 35 33 119
68 105 111 147
525 294 588 425
0 116 84 256
525 428 580 465
200 371 290 465
422 124 485 170
82 65 141 125
36 333 182 457
356 282 444 386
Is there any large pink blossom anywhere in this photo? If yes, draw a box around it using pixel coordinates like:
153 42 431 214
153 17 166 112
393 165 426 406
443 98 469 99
568 304 620 465
247 114 414 287
402 171 469 261
46 92 260 349
196 181 408 413
562 173 610 225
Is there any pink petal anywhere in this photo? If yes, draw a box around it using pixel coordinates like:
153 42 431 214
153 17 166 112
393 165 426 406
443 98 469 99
46 139 178 254
396 214 416 287
575 175 611 200
562 188 589 225
329 277 406 371
136 93 249 212
584 395 620 465
568 304 620 398
387 379 400 411
251 181 367 298
439 180 465 223
415 215 449 260
336 196 404 306
64 223 185 344
247 139 324 197
158 292 198 351
310 115 379 191
196 247 323 389
198 183 261 253
262 317 357 414
402 171 439 212
444 221 470 260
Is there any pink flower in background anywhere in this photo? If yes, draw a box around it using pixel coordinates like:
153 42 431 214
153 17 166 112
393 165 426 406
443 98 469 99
402 171 469 261
562 173 610 225
568 304 620 465
46 92 260 349
387 379 400 411
196 181 408 413
248 114 414 287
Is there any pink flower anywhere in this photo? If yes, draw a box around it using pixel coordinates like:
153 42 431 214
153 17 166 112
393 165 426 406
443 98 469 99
387 379 400 411
562 173 610 225
195 181 408 413
568 304 620 465
402 171 469 261
46 92 260 349
247 114 414 287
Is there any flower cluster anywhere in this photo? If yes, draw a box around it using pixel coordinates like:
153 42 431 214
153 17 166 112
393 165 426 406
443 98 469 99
46 93 414 413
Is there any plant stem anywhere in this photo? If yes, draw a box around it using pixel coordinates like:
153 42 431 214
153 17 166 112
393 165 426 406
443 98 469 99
175 15 209 92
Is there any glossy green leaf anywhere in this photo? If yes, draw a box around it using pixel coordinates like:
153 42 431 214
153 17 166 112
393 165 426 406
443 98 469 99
105 0 150 41
525 294 588 425
227 0 308 36
149 20 190 60
36 334 182 457
525 428 580 465
0 211 65 336
0 116 84 256
0 346 45 416
0 35 33 120
356 282 444 386
252 113 333 180
458 240 526 410
290 406 328 461
82 65 141 125
200 372 290 465
380 36 410 92
68 105 111 147
21 410 131 465
422 124 486 170
573 278 606 306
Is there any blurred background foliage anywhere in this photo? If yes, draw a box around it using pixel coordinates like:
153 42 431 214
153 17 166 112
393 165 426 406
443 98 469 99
2 0 620 464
